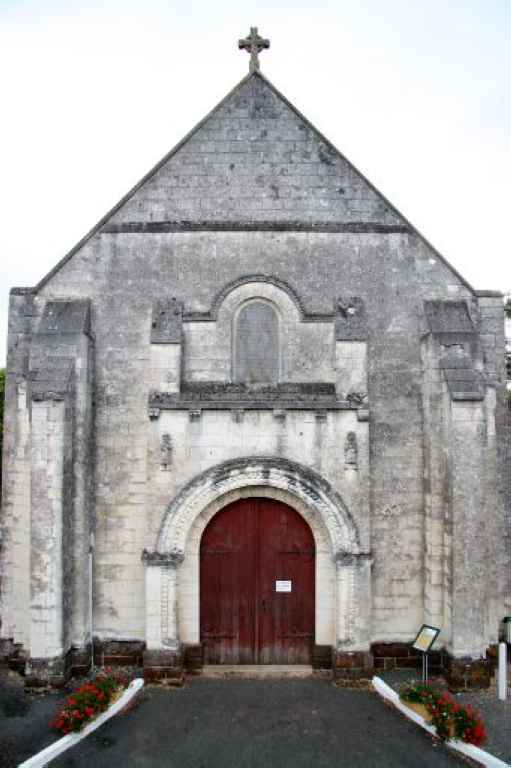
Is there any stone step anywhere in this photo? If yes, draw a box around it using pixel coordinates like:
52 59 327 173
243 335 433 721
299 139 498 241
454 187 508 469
202 664 313 679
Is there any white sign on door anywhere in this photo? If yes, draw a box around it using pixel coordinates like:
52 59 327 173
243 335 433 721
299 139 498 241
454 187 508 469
275 580 292 592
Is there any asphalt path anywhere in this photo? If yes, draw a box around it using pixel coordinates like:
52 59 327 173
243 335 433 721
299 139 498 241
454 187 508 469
47 678 465 768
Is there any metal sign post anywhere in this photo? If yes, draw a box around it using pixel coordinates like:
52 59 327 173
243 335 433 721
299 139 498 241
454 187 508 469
412 624 440 682
422 650 429 684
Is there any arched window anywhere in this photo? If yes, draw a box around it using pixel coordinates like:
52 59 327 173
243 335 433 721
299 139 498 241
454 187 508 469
234 300 279 383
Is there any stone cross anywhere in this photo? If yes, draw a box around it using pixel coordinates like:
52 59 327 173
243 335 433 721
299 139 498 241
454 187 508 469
238 27 270 72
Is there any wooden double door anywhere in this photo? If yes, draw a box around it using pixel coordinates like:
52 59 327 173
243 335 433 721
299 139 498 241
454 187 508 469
200 498 315 664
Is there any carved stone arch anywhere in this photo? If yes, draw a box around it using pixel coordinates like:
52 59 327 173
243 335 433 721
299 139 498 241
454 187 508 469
156 456 360 558
209 274 306 320
144 458 371 655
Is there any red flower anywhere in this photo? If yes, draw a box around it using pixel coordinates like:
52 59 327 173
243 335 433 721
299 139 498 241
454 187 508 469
85 707 95 717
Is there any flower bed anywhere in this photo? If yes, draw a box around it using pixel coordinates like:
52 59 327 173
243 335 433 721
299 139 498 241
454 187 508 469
51 671 128 734
400 682 486 746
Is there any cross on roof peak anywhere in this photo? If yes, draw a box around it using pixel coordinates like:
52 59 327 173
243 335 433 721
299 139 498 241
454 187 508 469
238 27 270 73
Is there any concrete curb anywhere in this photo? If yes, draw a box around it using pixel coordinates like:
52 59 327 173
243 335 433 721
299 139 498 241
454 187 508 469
18 677 144 768
372 676 510 768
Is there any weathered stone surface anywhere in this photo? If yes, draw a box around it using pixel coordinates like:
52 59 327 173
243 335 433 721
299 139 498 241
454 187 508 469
444 653 492 691
151 298 183 344
25 652 71 689
332 650 373 685
335 297 368 341
440 350 485 400
312 644 333 670
234 300 279 383
38 300 91 335
143 648 184 685
0 63 508 686
424 300 475 335
183 643 203 673
105 73 403 228
30 357 74 400
93 640 145 667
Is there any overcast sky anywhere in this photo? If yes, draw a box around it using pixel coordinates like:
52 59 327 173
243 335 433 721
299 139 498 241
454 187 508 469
1 0 510 364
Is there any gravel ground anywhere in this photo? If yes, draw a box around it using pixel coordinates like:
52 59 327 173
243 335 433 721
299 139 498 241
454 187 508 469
378 668 511 765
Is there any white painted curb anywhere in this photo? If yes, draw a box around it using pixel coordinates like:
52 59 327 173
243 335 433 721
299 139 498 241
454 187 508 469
18 677 144 768
372 676 510 768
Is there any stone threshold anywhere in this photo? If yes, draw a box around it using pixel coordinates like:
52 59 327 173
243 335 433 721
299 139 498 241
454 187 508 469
202 665 313 679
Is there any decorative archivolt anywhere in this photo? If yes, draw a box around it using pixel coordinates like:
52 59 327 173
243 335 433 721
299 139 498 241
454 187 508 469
206 275 306 321
155 456 361 560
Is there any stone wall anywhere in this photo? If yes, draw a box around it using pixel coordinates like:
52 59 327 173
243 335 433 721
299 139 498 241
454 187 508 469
106 73 402 227
1 69 505 674
1 298 94 677
23 228 475 650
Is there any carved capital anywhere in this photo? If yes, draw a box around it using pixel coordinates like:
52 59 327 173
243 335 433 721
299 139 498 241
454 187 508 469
346 391 367 407
151 298 183 344
334 550 372 567
344 431 358 469
335 297 368 341
141 549 185 567
160 433 173 470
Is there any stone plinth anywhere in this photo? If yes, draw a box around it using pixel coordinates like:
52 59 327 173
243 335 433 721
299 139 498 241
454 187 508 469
25 652 71 689
444 653 492 691
332 650 373 686
143 648 184 685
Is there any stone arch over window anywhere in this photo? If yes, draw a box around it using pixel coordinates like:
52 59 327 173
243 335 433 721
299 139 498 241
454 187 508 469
215 280 300 383
181 278 335 385
233 299 280 383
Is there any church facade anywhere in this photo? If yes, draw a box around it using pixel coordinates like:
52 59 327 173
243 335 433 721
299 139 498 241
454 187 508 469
1 33 509 687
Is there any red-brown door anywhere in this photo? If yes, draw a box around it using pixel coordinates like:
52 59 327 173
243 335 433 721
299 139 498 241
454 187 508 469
200 498 315 664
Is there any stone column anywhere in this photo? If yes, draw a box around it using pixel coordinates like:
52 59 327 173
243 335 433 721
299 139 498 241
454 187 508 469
26 299 94 678
444 398 493 689
421 299 501 689
335 556 355 647
0 290 33 658
27 387 73 687
142 550 185 683
333 552 373 684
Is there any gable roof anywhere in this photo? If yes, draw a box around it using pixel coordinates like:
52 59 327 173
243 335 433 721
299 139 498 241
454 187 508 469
34 70 474 293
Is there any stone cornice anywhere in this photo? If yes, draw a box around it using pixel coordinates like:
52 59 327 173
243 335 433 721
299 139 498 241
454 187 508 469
101 220 410 234
148 383 363 413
